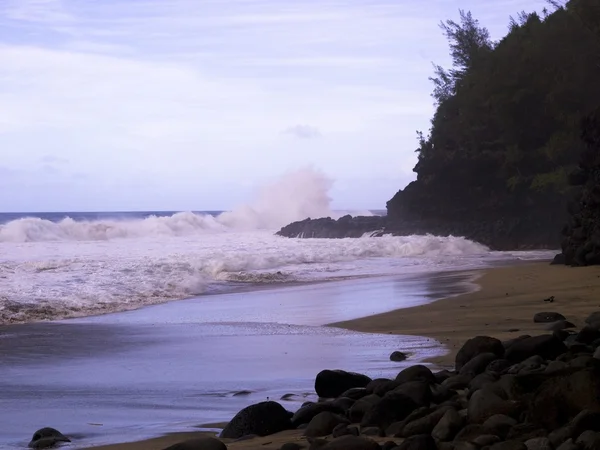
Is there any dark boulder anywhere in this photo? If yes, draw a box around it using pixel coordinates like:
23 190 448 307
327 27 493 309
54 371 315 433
361 393 418 429
396 434 438 450
292 402 344 427
391 351 408 362
318 435 381 450
220 401 292 439
395 365 435 385
505 335 567 362
348 394 381 423
315 370 371 398
28 428 70 449
304 411 349 438
389 380 432 408
533 312 567 323
460 352 499 376
456 336 505 371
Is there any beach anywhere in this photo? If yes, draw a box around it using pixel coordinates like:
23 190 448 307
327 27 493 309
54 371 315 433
75 260 600 450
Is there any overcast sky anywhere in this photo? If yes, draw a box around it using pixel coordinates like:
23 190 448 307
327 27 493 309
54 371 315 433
0 0 548 212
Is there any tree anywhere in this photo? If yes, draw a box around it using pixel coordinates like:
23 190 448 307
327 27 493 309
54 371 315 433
429 10 493 104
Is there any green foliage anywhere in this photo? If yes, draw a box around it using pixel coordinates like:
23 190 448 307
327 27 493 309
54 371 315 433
412 0 600 211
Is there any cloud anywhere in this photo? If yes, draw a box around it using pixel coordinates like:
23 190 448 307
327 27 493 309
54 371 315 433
284 125 322 139
41 155 69 164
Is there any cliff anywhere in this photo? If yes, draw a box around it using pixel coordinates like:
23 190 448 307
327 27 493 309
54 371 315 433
278 0 600 251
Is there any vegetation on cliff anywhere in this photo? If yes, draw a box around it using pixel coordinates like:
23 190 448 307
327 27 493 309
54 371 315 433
387 0 600 248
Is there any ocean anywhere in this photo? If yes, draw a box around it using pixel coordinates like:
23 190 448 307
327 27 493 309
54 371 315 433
0 209 552 325
0 203 557 448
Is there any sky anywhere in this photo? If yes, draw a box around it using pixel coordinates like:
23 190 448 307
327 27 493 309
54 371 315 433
0 0 549 212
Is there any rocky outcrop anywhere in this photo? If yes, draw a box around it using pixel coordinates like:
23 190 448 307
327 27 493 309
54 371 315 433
555 107 600 266
276 215 387 239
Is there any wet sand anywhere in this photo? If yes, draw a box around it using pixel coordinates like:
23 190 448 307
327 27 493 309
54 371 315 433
84 261 600 450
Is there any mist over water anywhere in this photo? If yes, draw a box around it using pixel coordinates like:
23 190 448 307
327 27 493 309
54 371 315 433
0 168 551 324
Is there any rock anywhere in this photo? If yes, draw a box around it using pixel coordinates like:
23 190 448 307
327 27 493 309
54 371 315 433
382 442 401 450
569 355 595 369
220 401 292 439
292 402 344 427
348 394 381 423
469 373 498 393
454 424 485 442
331 397 355 413
395 365 436 385
548 427 574 448
315 370 372 398
367 379 401 396
460 352 499 376
490 442 527 450
545 360 569 373
482 415 518 440
389 380 432 408
401 406 453 437
434 370 456 384
276 215 387 240
28 428 71 449
456 336 505 371
525 438 553 450
396 434 437 450
361 393 418 429
505 335 568 362
361 427 380 436
571 409 600 437
339 388 369 400
386 407 434 437
454 443 477 450
556 439 578 450
576 326 600 344
442 374 472 390
318 435 380 450
162 438 227 450
506 423 548 441
546 320 576 331
586 312 600 328
594 347 600 360
576 430 600 450
304 411 349 438
332 423 353 438
467 388 520 424
528 368 600 430
473 435 501 446
432 408 464 442
487 359 513 374
533 312 567 323
391 351 408 362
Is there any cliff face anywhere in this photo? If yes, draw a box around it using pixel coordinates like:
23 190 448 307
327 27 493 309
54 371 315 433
555 108 600 265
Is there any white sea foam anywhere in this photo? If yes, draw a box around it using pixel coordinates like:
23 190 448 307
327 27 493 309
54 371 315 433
0 167 553 324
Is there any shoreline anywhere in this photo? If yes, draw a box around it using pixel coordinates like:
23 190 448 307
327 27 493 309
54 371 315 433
79 259 600 450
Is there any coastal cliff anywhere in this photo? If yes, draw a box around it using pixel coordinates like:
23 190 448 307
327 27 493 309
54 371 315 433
278 0 600 251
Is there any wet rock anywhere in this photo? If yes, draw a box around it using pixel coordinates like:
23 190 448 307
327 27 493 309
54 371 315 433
585 312 600 328
434 370 456 384
505 335 567 363
315 370 372 398
528 368 600 429
548 427 574 448
442 374 472 390
304 411 350 438
506 423 548 441
482 415 518 440
570 409 600 437
391 351 408 362
367 379 401 397
576 431 600 450
432 408 464 441
556 439 578 450
545 360 569 374
395 365 436 385
525 438 553 450
460 352 499 376
348 394 381 423
396 434 437 450
533 312 567 323
468 388 521 424
546 320 576 332
339 388 369 400
162 437 227 450
389 380 432 408
332 423 357 438
386 407 433 437
382 441 401 450
487 359 513 374
473 435 501 447
576 326 600 345
361 427 380 436
292 402 344 427
469 373 498 393
220 401 292 439
28 428 71 449
331 397 355 413
456 336 505 371
401 406 453 437
361 392 418 429
454 424 485 442
490 441 527 450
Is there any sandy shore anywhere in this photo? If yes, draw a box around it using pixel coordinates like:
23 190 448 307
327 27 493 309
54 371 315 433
85 261 600 450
